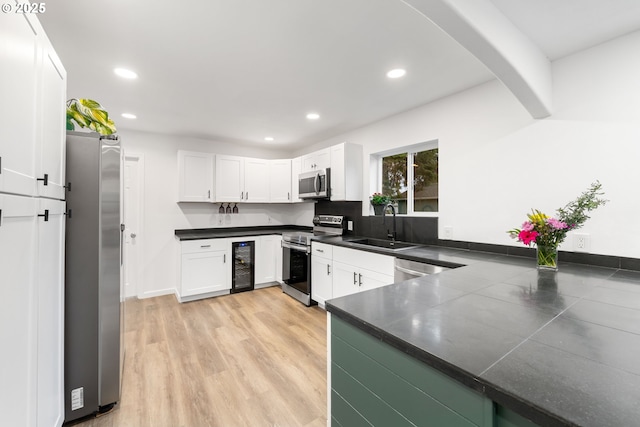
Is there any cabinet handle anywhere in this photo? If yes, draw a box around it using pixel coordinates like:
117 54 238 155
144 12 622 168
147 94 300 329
200 244 211 248
208 190 211 199
37 173 49 186
246 192 248 200
288 192 290 200
353 272 357 285
358 273 362 286
224 254 226 263
327 264 330 275
38 209 49 222
316 249 324 253
241 191 244 200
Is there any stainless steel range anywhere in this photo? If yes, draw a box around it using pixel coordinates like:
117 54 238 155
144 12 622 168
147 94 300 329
281 215 345 306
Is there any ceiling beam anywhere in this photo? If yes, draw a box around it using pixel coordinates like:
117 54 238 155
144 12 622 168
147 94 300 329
402 0 552 118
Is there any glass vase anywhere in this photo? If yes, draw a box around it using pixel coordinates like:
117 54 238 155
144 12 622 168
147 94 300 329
536 244 558 271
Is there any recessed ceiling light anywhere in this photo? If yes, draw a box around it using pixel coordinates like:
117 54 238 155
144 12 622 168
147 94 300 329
306 113 320 120
121 113 137 119
386 68 406 79
114 68 138 79
264 136 274 141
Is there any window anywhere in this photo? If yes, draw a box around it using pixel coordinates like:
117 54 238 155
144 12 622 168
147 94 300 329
378 144 438 215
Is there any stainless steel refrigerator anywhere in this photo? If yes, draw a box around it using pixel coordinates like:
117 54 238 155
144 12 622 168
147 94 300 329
64 131 124 422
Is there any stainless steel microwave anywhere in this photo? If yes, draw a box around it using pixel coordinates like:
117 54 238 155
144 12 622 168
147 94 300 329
298 168 331 199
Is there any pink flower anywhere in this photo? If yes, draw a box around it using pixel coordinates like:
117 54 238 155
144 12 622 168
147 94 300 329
547 218 568 230
521 221 535 232
518 230 539 246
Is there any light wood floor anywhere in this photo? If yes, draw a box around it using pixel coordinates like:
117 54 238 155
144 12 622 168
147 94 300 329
73 286 328 427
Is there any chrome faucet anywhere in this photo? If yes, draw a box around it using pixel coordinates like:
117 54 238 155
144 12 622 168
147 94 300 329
383 203 397 243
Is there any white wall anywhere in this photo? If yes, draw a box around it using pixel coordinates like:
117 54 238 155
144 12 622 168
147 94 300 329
123 30 640 299
119 130 315 298
298 30 640 259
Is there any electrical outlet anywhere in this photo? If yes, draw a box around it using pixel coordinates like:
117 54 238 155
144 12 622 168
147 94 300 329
574 233 590 252
347 220 353 231
443 226 453 240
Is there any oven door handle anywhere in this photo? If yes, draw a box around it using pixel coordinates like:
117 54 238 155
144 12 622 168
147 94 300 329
282 241 311 253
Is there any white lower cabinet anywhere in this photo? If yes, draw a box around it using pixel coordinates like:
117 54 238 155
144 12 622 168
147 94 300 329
323 245 394 301
0 195 64 427
311 242 333 306
256 235 281 285
178 239 230 302
178 235 283 301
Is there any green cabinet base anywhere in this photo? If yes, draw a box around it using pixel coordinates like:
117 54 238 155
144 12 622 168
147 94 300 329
330 316 538 427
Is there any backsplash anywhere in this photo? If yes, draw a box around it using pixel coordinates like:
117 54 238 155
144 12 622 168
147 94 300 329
314 201 439 244
313 201 640 271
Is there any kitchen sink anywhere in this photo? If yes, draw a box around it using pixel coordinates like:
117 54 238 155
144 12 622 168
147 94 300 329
347 238 419 251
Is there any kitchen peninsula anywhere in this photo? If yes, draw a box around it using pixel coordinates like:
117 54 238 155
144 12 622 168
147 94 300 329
325 242 640 427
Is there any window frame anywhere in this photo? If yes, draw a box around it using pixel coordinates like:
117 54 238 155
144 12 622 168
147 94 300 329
372 140 439 217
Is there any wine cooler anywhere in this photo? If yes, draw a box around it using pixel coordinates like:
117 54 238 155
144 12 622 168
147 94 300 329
232 241 255 293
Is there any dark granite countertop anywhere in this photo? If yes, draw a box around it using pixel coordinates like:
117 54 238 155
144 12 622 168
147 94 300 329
174 225 312 240
324 237 640 427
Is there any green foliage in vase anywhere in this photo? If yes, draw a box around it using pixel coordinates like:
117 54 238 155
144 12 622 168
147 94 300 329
556 181 608 231
66 98 117 135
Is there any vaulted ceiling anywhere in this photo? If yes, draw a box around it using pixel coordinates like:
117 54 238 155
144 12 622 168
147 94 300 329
38 0 640 150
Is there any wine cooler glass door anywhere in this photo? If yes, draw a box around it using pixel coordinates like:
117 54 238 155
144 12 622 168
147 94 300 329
232 241 255 293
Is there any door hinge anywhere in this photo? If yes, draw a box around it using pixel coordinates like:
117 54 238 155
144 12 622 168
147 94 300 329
64 182 71 191
38 209 49 222
37 173 49 186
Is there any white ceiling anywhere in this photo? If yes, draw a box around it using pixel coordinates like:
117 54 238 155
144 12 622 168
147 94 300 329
38 0 640 151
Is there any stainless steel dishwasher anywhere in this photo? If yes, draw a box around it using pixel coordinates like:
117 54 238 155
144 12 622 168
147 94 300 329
394 258 448 281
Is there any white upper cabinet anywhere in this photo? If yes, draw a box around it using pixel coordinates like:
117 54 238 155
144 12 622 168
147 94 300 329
269 159 291 203
37 35 66 201
301 147 330 172
215 155 269 203
330 142 362 201
0 14 66 200
177 150 214 202
244 157 269 203
215 155 244 202
0 14 40 196
178 142 363 205
290 156 302 203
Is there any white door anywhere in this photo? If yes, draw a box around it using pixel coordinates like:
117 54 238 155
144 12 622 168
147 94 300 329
124 154 143 298
37 45 66 201
269 159 291 202
360 268 394 293
36 199 65 427
244 158 269 202
177 151 213 202
0 195 38 426
290 157 302 202
215 155 243 202
332 261 359 298
330 144 345 201
0 13 39 196
180 250 229 297
311 256 333 306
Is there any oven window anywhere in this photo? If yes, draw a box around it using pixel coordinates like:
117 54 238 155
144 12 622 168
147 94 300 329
285 249 309 293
